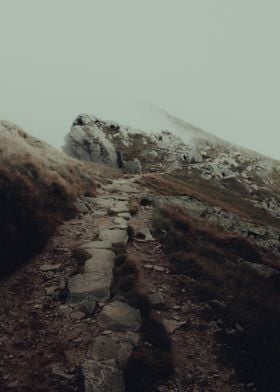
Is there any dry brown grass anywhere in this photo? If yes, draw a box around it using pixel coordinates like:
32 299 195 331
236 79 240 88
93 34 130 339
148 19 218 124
153 206 280 390
112 253 174 392
140 173 280 230
0 123 121 276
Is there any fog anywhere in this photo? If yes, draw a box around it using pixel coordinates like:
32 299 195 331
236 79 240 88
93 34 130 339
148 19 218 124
1 1 280 159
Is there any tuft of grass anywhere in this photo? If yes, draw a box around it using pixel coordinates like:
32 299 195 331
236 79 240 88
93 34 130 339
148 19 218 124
153 206 280 391
112 253 174 391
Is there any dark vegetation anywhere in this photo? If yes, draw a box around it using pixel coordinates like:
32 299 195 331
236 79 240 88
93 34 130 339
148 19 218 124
140 172 280 230
112 253 174 392
153 206 280 391
0 161 96 276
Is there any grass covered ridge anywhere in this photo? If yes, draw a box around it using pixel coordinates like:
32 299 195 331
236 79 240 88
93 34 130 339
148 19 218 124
0 121 114 275
153 206 280 391
140 172 280 230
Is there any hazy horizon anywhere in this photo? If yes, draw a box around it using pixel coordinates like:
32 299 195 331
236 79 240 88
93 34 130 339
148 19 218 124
1 1 280 159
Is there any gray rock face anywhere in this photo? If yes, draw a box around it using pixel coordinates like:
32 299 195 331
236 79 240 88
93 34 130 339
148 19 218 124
82 360 124 392
63 123 118 167
98 301 141 332
87 332 139 370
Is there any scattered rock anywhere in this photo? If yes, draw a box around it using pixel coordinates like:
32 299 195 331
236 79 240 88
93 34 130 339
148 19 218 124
243 262 279 278
70 310 86 321
45 286 58 296
52 364 73 380
153 266 165 272
82 359 124 392
40 264 61 272
118 212 131 220
163 319 187 334
136 228 155 241
74 200 89 213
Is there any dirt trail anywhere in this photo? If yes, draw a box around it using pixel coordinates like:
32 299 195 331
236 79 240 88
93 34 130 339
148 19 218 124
0 174 243 391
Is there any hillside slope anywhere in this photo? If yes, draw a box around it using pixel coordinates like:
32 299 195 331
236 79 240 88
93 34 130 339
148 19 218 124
0 121 118 275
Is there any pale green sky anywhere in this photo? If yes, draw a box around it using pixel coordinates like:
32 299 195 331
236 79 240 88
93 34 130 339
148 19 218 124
1 0 280 159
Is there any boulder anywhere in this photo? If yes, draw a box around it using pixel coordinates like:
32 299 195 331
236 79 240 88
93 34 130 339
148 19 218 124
63 124 118 167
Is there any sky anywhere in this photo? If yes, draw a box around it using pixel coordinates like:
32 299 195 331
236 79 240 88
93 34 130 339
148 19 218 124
0 0 280 159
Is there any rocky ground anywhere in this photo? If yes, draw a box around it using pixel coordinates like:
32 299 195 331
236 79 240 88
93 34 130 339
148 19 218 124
1 172 263 392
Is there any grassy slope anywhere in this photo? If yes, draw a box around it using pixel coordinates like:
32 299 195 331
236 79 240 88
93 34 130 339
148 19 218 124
0 122 117 276
140 172 280 230
152 201 280 390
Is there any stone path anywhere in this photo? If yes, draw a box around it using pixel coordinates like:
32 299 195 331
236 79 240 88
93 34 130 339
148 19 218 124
0 174 246 392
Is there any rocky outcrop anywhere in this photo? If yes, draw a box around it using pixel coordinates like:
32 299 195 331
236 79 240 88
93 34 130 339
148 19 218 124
63 114 280 220
63 114 192 173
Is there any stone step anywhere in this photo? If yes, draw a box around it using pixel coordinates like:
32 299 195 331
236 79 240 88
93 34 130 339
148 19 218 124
99 228 128 246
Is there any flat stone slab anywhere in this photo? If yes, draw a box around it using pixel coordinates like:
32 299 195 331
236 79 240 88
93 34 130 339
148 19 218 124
109 201 130 214
68 272 112 303
99 229 128 246
98 301 141 332
84 249 115 274
80 241 113 250
83 360 124 392
93 198 115 209
40 263 61 272
87 332 139 370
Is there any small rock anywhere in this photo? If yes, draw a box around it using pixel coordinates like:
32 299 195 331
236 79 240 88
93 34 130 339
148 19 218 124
136 228 155 241
70 311 86 321
74 200 89 213
235 323 244 333
118 212 131 220
148 292 166 309
40 264 61 272
153 266 165 272
45 286 57 296
52 364 73 380
82 360 124 392
163 319 186 334
144 264 153 269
